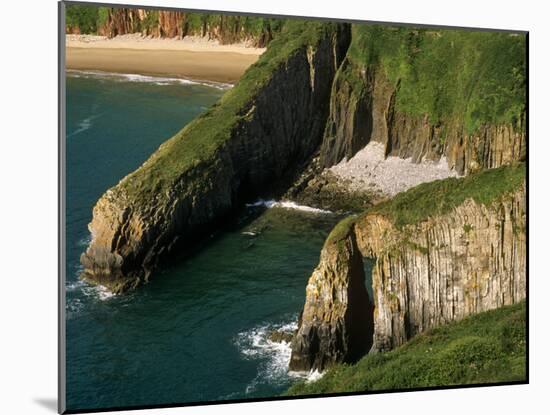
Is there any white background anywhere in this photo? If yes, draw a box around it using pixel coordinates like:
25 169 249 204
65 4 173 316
1 0 548 413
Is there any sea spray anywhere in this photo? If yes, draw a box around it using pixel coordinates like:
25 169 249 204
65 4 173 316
246 199 333 214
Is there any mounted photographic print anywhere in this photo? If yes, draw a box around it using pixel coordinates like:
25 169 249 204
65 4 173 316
59 1 528 413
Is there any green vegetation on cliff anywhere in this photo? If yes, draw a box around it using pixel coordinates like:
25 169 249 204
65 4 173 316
65 4 284 45
369 162 525 228
66 4 110 33
287 301 526 395
347 25 526 133
117 21 342 201
182 13 284 44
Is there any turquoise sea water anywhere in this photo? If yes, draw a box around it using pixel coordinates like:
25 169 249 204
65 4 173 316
65 71 366 411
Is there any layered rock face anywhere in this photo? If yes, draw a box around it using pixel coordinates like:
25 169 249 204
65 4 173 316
80 23 351 293
355 184 526 351
100 9 188 38
319 64 525 175
290 175 526 367
289 219 374 372
97 8 276 46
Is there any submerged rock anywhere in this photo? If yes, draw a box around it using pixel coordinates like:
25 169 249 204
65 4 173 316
268 330 294 344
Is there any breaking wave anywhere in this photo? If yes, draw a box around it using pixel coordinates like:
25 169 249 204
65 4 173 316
246 199 332 214
234 317 324 395
67 69 233 90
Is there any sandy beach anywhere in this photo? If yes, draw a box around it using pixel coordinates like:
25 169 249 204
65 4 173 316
66 34 265 84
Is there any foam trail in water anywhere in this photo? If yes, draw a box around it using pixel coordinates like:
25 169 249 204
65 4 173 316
67 69 233 90
77 233 92 247
246 199 332 214
68 114 102 138
234 318 323 395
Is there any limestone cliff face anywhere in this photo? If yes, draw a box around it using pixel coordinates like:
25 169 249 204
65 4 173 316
319 64 526 175
290 177 526 367
80 23 351 293
355 185 526 351
289 218 374 372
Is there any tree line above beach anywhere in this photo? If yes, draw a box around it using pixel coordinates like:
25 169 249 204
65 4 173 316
66 5 285 47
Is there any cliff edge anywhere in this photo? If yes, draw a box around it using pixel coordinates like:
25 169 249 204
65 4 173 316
290 163 526 370
80 22 351 293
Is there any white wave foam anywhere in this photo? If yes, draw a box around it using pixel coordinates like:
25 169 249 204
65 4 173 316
67 69 233 90
235 318 327 393
80 283 116 301
288 368 326 383
65 284 115 318
66 279 85 292
235 318 302 394
96 285 116 300
77 233 92 247
67 277 116 301
245 199 332 214
68 114 102 137
66 298 84 318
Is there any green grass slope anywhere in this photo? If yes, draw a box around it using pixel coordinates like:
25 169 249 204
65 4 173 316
287 301 526 395
347 25 526 134
369 162 525 228
109 20 341 203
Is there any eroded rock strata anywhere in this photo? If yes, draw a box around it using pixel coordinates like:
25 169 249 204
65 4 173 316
319 61 525 175
356 185 526 351
319 26 526 175
289 218 374 372
290 166 526 369
80 22 351 293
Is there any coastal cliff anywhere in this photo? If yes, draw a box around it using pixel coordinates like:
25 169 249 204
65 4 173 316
319 26 526 175
289 217 374 372
290 164 526 369
80 22 351 293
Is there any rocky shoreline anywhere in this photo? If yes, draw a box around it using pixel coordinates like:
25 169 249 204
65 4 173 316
79 22 352 293
77 20 526 377
290 165 526 371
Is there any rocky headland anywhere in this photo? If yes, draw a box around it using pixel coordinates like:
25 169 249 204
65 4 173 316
77 17 526 381
80 21 351 293
290 164 526 371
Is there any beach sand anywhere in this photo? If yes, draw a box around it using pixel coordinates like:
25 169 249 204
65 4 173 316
66 34 265 84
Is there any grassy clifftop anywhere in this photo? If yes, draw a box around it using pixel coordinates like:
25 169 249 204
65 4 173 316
115 21 343 202
287 300 526 395
347 25 526 134
325 162 525 236
369 162 525 228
